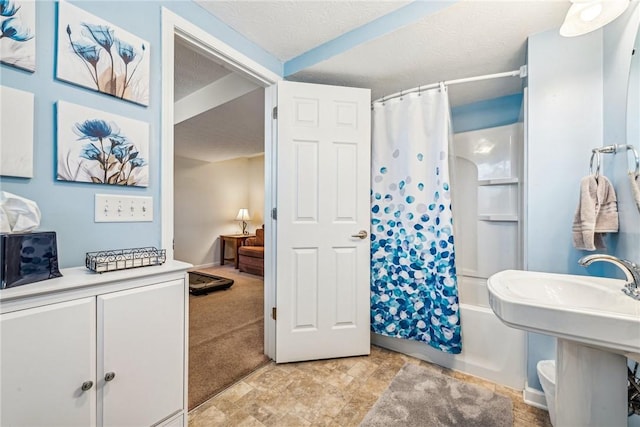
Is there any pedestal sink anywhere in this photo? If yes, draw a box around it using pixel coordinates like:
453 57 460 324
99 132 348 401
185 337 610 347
488 270 640 426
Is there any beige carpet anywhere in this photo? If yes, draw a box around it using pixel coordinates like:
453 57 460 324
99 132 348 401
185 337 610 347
360 363 513 427
188 266 269 410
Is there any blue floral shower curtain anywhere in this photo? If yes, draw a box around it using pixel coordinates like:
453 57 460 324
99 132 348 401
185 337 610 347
370 87 461 354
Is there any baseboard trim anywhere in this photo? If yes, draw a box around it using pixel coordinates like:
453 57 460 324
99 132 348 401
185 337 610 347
189 262 217 271
523 383 548 410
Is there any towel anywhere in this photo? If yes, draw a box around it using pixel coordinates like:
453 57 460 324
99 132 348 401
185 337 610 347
572 175 619 251
630 172 640 213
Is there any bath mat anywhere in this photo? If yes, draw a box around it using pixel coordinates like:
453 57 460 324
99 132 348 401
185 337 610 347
360 363 513 427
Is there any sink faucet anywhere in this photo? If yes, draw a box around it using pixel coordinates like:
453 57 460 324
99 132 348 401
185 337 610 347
578 254 640 300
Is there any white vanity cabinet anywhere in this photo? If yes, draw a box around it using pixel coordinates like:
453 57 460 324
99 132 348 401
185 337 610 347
0 261 190 427
1 297 97 426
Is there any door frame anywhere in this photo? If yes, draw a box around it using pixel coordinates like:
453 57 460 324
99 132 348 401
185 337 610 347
160 8 281 359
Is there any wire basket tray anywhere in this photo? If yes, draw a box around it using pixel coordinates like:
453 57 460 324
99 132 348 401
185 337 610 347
86 247 166 273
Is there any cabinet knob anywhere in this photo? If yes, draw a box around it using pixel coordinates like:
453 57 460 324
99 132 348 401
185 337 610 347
81 381 93 391
104 372 116 382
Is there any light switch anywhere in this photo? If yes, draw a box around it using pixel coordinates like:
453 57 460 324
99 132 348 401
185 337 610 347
95 194 153 222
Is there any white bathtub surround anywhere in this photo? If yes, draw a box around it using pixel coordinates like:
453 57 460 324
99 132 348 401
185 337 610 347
452 123 523 280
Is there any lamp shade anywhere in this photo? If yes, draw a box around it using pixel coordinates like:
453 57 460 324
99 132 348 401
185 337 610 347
235 208 251 221
560 0 629 37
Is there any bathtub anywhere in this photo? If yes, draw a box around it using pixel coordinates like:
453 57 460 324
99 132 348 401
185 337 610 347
371 275 527 390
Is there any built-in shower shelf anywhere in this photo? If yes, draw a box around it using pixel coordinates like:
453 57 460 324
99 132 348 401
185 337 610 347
478 214 519 222
478 178 519 186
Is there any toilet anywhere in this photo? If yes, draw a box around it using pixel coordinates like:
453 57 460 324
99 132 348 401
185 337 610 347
537 360 557 426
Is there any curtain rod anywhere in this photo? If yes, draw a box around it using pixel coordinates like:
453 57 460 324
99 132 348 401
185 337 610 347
372 66 527 105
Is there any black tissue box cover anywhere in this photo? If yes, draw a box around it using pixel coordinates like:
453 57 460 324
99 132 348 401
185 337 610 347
0 231 63 289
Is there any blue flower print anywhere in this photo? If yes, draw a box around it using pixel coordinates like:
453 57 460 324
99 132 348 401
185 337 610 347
115 39 138 98
0 17 33 41
129 157 145 169
74 119 113 140
66 24 104 89
81 23 114 51
68 117 146 186
80 144 102 161
81 23 117 94
0 0 19 17
116 39 135 65
72 42 100 66
110 141 132 162
67 22 146 100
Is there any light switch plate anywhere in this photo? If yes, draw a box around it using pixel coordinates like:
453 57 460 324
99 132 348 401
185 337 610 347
95 194 153 222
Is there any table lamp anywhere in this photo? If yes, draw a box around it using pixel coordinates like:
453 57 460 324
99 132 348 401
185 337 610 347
235 208 251 234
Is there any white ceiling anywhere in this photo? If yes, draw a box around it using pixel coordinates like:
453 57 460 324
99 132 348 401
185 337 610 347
175 1 570 163
196 1 412 61
288 1 570 105
173 36 265 163
174 37 231 101
174 87 265 163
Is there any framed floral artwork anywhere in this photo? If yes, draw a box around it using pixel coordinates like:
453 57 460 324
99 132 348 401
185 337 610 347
0 0 36 72
0 85 34 177
56 1 150 106
57 101 149 187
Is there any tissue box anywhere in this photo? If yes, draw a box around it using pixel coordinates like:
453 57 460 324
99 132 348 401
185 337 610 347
0 231 62 289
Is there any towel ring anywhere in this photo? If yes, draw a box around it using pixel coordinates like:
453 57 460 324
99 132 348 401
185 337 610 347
626 145 640 176
590 150 601 178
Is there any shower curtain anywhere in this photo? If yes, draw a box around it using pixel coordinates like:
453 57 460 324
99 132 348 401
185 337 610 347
370 86 461 354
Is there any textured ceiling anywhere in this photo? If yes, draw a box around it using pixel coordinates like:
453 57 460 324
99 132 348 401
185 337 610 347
174 88 265 163
196 0 411 60
174 37 231 101
288 1 569 107
175 1 570 163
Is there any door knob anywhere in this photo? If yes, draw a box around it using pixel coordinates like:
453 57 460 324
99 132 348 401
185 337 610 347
81 380 93 392
351 230 368 239
104 372 116 382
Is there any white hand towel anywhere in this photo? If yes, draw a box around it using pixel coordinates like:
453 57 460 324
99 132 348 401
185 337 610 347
572 175 619 251
629 172 640 212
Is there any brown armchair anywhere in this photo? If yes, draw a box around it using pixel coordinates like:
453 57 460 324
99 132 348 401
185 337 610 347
238 225 264 276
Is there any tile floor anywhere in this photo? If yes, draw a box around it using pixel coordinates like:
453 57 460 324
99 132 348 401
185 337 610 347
188 345 552 427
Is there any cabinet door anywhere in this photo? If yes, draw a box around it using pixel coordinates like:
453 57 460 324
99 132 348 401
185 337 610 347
0 298 96 427
98 280 185 427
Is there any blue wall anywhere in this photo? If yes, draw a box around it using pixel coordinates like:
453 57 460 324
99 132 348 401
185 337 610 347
526 28 604 391
525 4 640 397
451 93 523 133
604 2 640 271
0 1 281 268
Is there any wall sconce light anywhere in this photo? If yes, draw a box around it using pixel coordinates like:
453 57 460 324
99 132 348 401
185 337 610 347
235 208 251 235
560 0 629 37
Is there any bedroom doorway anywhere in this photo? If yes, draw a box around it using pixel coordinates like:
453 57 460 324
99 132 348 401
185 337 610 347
172 39 267 409
164 18 276 410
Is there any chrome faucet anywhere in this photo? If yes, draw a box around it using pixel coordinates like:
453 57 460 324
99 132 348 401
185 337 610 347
578 254 640 300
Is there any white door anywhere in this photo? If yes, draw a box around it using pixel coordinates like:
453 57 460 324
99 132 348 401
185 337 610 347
98 280 184 427
276 81 371 363
0 298 97 427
